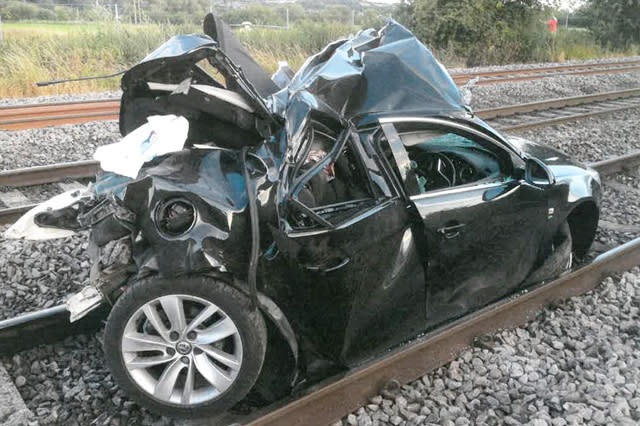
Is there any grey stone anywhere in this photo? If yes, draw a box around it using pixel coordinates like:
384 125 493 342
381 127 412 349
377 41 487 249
0 366 34 425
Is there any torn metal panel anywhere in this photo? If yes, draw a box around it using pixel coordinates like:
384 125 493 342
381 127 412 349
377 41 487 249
203 13 280 98
118 33 280 149
5 188 90 240
120 148 275 278
278 20 465 122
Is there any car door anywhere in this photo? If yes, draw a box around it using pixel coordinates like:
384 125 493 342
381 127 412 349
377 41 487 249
263 127 427 366
379 118 552 327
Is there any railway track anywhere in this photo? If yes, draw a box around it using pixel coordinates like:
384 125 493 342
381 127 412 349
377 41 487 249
1 59 639 131
451 58 640 86
2 88 640 226
0 99 120 130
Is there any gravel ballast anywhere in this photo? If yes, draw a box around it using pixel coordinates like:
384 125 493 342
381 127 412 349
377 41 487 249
471 70 640 110
338 268 640 426
511 108 640 164
0 225 90 321
0 121 119 170
3 332 176 426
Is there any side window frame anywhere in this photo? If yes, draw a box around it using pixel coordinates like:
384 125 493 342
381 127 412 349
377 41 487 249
282 125 397 234
378 118 515 198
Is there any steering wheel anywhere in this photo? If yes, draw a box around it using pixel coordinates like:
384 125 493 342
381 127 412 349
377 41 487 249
416 152 456 190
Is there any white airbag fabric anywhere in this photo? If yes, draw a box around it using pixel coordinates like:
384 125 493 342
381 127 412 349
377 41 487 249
93 114 189 178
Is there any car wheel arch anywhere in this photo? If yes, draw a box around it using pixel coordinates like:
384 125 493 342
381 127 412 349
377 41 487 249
200 271 300 394
565 200 599 259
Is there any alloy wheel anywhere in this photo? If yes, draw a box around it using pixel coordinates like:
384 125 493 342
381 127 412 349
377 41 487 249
121 294 243 405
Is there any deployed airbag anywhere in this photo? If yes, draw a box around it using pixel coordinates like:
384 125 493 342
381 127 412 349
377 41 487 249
94 115 189 178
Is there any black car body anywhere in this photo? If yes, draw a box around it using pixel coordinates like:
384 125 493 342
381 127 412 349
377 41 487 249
9 17 601 417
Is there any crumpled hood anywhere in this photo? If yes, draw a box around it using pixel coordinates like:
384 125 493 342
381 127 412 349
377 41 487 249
507 136 583 168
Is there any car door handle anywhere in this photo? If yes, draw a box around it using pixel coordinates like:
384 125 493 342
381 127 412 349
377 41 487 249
437 223 466 239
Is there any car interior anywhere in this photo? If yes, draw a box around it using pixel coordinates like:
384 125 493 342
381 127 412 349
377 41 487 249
399 130 502 194
287 126 379 229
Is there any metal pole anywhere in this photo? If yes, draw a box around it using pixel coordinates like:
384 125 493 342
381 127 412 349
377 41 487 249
286 7 289 30
133 0 137 24
565 13 569 31
209 0 213 13
114 4 119 22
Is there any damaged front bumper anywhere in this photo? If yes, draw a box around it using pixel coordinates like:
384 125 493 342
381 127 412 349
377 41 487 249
1 189 138 347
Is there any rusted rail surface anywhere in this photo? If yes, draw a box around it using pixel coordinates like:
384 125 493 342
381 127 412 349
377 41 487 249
475 87 640 119
452 59 640 86
0 159 100 187
1 151 636 226
0 99 120 130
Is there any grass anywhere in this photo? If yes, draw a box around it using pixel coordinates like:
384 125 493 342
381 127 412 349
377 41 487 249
551 28 640 62
2 22 105 33
0 22 200 97
0 22 637 98
0 21 351 98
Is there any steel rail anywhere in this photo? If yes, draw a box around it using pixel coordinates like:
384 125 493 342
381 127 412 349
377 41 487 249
475 88 640 119
1 90 639 226
0 159 100 187
0 204 37 225
1 151 637 226
497 103 640 132
0 88 637 191
451 59 640 85
0 99 120 130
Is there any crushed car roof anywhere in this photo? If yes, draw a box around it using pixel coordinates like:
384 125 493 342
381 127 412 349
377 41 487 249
276 19 467 123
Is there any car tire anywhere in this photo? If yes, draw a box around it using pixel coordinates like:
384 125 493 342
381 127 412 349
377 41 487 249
103 275 267 418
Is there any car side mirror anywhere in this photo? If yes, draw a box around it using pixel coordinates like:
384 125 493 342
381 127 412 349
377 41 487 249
525 157 555 187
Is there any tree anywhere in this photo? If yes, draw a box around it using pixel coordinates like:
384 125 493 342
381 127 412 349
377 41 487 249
404 0 549 66
583 0 640 48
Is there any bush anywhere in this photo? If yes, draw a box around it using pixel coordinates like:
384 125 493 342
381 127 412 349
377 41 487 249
410 0 549 66
583 0 640 49
1 1 49 20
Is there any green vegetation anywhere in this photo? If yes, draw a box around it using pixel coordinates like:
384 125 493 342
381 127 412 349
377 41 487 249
0 23 196 97
0 1 638 98
403 0 547 66
0 21 359 98
551 28 639 62
396 0 639 67
581 0 640 49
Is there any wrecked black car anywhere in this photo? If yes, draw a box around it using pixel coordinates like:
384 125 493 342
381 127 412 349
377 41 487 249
6 16 601 418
